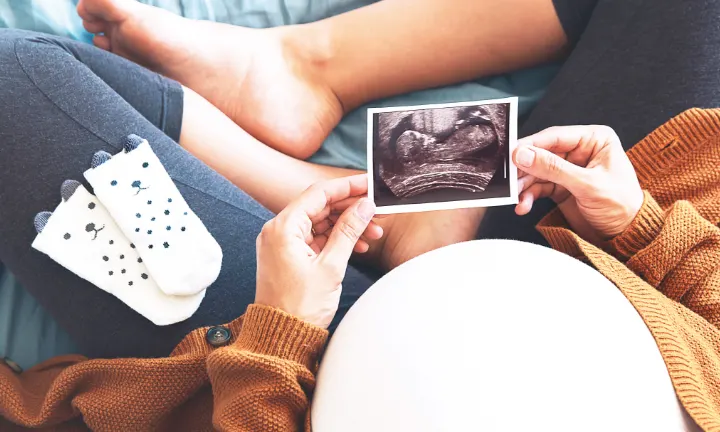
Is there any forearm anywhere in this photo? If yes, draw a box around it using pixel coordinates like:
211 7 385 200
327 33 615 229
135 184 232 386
610 192 720 327
180 87 360 213
289 0 567 111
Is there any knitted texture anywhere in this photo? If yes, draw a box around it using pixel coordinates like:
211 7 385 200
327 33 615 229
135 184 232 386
0 305 327 431
3 108 720 430
538 108 720 432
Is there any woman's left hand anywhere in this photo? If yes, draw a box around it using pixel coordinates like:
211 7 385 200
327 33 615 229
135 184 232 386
255 174 383 329
512 125 644 243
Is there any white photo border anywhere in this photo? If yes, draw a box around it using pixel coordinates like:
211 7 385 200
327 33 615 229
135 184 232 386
367 96 519 215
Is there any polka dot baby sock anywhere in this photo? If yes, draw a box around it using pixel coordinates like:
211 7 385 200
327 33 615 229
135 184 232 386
84 135 223 296
32 180 206 326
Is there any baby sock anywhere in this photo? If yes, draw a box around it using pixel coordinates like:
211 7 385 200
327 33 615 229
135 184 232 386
84 135 223 296
32 180 206 326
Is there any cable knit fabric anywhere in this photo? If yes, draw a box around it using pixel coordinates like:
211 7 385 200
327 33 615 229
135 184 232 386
538 108 720 431
3 108 720 430
0 305 327 431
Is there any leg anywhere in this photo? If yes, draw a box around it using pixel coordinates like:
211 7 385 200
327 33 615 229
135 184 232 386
77 0 566 271
77 0 566 158
0 29 376 359
169 77 488 273
478 0 720 244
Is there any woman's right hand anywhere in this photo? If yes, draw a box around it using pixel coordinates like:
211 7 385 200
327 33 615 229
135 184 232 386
254 174 382 329
512 125 645 243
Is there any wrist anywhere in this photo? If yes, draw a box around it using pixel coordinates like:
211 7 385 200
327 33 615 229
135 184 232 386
610 191 665 260
237 304 329 368
254 293 300 325
610 188 646 238
254 292 335 330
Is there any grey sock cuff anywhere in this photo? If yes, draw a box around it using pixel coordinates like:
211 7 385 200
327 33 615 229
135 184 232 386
60 180 82 201
34 211 53 233
91 151 112 168
124 134 145 152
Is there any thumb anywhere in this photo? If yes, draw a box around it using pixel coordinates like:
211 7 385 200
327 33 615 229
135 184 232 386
514 146 590 195
319 198 375 270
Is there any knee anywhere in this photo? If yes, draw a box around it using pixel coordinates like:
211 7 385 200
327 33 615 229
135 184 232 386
0 30 82 129
0 29 29 56
0 28 40 42
0 28 73 60
0 30 43 84
0 29 53 53
0 31 83 88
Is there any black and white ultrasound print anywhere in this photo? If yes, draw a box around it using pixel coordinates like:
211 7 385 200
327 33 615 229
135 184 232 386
368 98 518 214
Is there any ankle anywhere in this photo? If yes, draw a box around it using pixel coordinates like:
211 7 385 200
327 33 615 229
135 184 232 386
279 23 353 114
378 208 486 271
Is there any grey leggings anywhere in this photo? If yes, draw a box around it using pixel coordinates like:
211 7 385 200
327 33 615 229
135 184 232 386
3 0 720 359
0 29 377 359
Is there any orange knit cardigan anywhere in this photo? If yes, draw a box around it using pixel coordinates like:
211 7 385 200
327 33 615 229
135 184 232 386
2 108 720 431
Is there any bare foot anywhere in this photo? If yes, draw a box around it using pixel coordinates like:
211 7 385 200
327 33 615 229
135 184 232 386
76 0 484 272
77 0 342 159
363 208 486 272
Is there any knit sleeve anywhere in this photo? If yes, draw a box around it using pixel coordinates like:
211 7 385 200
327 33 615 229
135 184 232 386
207 304 328 432
610 192 720 328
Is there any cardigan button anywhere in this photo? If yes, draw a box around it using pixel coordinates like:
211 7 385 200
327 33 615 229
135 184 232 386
3 357 23 374
206 326 232 347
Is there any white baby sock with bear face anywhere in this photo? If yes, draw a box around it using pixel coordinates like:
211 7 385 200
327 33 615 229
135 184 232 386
32 180 206 326
84 135 223 296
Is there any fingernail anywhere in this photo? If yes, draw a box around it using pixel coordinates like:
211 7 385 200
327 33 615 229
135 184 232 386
515 147 536 168
356 199 375 222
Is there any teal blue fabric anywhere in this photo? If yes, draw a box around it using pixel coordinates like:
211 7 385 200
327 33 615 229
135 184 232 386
0 0 91 43
0 269 78 370
0 0 558 368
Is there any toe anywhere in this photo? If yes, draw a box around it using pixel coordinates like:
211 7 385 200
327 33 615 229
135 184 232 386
76 0 92 21
77 0 132 23
93 35 112 51
353 240 370 254
83 19 107 35
362 223 384 241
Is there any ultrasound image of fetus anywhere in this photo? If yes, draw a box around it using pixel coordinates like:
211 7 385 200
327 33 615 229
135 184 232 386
376 103 509 199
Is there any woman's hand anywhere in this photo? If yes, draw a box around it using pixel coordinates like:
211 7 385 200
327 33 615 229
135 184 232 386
513 125 644 242
255 174 383 329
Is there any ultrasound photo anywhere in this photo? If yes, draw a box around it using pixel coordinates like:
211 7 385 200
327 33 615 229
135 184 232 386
368 98 518 214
